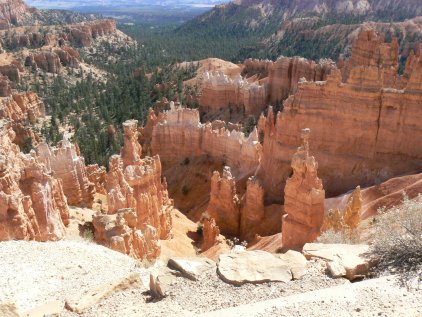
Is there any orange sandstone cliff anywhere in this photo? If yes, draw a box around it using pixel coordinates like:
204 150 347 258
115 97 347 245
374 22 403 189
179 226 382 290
0 120 69 241
95 119 173 260
36 138 96 207
198 56 335 121
257 29 422 205
151 104 261 178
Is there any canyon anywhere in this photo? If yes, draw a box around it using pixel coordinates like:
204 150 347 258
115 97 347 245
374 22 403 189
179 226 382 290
0 0 422 315
139 28 421 245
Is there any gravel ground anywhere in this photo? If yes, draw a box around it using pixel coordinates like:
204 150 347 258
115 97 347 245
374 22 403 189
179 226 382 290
0 240 359 317
198 276 422 317
0 240 142 312
62 251 348 317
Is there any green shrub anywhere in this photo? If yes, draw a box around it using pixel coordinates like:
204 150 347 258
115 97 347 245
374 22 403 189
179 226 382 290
371 195 422 287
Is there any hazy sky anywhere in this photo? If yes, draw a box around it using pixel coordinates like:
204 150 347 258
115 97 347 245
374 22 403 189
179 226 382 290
26 0 227 9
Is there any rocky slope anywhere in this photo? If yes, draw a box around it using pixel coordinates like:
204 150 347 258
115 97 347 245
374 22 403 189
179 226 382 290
0 0 37 29
179 0 422 61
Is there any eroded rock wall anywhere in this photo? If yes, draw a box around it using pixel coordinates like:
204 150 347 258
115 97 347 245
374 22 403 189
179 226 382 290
36 138 95 207
257 30 422 203
0 91 45 146
151 105 261 178
198 56 335 119
0 120 69 241
199 71 268 117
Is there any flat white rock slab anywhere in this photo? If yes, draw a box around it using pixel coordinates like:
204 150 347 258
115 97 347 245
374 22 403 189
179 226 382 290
217 250 292 285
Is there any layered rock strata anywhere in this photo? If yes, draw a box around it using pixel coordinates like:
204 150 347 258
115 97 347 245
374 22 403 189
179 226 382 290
0 120 69 241
36 138 95 207
282 129 325 251
257 29 422 203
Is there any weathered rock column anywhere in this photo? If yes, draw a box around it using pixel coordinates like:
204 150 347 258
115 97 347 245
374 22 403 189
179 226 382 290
282 128 325 250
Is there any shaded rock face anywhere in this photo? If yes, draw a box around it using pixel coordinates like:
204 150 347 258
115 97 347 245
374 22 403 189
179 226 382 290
151 104 261 178
282 129 325 251
198 57 335 119
54 46 80 68
0 121 69 242
206 167 282 241
101 120 173 260
0 64 21 83
0 75 11 97
25 51 61 74
207 167 240 237
199 71 268 118
257 29 422 203
93 208 161 261
70 20 116 47
267 57 334 104
36 138 95 207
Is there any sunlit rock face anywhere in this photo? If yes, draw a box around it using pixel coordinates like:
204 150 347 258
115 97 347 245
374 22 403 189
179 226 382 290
151 104 261 178
101 119 173 260
198 57 335 119
282 129 325 251
0 120 69 242
257 29 422 204
36 138 95 208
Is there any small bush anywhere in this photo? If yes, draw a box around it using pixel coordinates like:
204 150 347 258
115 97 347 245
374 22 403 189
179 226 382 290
317 228 362 244
83 228 94 242
371 195 422 287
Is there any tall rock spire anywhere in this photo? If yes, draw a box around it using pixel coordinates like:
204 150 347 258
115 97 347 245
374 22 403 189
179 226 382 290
282 128 325 250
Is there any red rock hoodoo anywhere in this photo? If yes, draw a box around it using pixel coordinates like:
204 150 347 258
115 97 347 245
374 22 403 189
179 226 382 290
98 119 173 260
282 128 325 251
